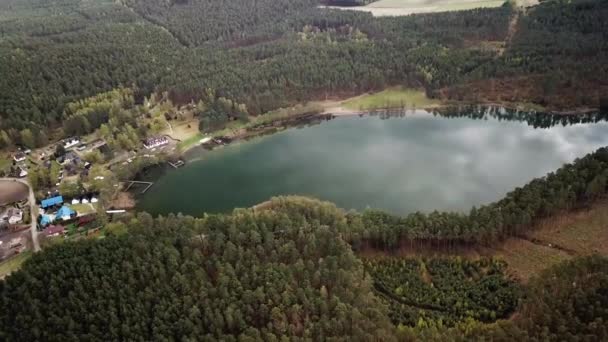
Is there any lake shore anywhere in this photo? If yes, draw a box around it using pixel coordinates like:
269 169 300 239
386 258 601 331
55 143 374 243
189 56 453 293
128 91 606 210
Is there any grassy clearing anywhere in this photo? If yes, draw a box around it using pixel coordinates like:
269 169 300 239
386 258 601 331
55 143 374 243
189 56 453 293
164 119 200 141
342 87 441 110
177 132 205 151
494 200 608 281
493 239 570 282
0 251 32 279
0 153 11 172
529 201 608 255
357 200 608 283
323 0 506 16
69 203 98 215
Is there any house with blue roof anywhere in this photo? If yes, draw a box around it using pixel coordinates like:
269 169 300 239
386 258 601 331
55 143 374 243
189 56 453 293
56 206 76 221
40 215 53 227
41 196 63 209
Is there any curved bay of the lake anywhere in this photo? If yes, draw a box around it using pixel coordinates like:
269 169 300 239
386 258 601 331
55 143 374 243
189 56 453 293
137 111 608 216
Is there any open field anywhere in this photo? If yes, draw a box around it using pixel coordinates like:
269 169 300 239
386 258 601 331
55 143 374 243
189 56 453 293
341 87 441 110
69 203 97 215
528 201 608 256
0 251 31 279
321 0 506 17
163 119 200 142
492 238 571 282
0 154 10 172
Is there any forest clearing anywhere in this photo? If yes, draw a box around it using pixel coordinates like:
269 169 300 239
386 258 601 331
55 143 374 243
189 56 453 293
359 199 608 282
321 0 506 16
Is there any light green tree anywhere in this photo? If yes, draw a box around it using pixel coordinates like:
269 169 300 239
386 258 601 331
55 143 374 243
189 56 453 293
20 129 35 148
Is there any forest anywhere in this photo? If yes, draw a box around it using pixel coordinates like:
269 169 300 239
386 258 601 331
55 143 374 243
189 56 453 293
2 0 607 147
1 198 606 340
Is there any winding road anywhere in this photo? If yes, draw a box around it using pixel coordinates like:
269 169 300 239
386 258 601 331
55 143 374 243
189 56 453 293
0 178 40 252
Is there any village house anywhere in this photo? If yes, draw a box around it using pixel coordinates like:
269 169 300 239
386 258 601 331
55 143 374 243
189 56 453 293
44 225 65 237
1 208 23 225
13 152 26 163
57 151 81 166
63 137 81 149
143 136 169 149
17 166 28 178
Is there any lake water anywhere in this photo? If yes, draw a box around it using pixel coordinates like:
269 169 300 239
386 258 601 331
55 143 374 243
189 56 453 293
137 110 608 216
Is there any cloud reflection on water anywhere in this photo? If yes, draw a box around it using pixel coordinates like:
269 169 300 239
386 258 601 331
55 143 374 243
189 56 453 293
140 112 608 216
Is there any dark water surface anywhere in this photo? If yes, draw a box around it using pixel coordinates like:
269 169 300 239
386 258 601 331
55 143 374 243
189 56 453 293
138 110 608 216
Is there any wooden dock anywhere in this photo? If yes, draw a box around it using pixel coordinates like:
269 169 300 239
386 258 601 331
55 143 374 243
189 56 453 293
124 181 154 194
168 160 185 169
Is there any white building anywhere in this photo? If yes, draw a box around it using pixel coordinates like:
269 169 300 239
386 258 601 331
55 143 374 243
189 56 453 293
18 167 28 178
144 136 169 149
8 209 23 225
13 153 26 162
1 208 23 225
63 137 81 149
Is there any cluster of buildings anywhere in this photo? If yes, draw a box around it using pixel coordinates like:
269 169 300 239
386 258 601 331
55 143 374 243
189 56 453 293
38 193 100 238
10 149 30 178
38 193 99 229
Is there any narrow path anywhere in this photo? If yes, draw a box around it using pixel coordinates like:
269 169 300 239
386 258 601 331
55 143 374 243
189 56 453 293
499 8 521 57
0 178 40 252
374 283 449 313
118 1 189 47
514 234 578 256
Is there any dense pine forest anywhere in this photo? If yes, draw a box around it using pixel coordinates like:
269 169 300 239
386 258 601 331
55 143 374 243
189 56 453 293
1 196 606 340
2 0 608 340
1 0 607 147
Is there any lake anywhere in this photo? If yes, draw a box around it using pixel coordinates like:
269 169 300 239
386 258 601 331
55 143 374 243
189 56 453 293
137 109 608 216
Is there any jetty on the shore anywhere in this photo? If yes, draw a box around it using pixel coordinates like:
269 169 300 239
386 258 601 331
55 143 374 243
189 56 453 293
168 160 185 169
124 181 154 194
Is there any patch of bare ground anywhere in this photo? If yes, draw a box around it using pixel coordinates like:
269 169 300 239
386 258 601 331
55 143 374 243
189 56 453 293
111 191 136 210
527 200 608 256
491 238 571 282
